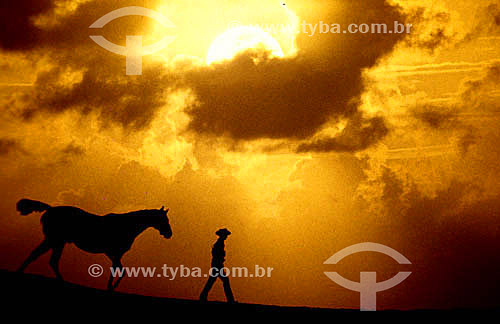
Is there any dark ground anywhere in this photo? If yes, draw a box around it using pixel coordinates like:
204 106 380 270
0 269 348 317
1 269 496 318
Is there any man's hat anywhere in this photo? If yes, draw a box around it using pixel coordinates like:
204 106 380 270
216 228 231 237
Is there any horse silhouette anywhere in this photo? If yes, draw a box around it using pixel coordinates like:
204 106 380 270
16 198 172 291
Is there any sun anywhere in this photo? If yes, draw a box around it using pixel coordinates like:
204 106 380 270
206 26 285 65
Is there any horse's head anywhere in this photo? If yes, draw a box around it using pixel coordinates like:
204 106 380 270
153 206 172 239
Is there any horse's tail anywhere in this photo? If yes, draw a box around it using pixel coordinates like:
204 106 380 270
16 199 51 216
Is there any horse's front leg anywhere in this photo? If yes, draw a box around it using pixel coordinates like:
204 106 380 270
106 255 124 291
107 271 114 291
49 244 65 280
112 259 125 290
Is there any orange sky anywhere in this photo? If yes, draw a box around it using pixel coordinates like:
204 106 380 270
1 0 499 310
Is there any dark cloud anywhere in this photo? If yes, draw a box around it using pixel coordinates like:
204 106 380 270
0 0 53 51
61 142 85 156
21 63 175 131
458 128 477 155
411 63 500 130
482 2 500 32
7 0 406 152
182 0 406 151
185 51 363 140
461 63 500 107
410 104 479 155
0 138 19 156
5 0 174 131
462 1 500 43
404 8 453 52
296 116 389 153
403 1 500 51
410 64 500 156
412 105 457 129
0 0 161 51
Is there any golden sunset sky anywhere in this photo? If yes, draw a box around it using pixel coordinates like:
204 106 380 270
0 0 499 309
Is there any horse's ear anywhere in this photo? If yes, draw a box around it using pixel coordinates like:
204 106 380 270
160 206 164 211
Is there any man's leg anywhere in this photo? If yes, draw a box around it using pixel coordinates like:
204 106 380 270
220 275 235 303
200 275 217 301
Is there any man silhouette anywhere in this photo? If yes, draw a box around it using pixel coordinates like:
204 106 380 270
199 228 235 303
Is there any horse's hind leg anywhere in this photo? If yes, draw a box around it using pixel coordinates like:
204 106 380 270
111 258 125 290
49 244 65 280
17 239 51 272
106 255 124 291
